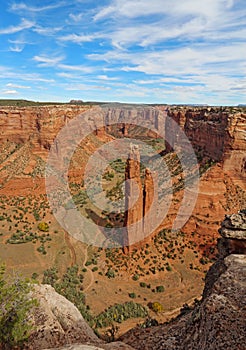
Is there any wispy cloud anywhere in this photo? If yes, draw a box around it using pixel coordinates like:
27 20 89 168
0 65 55 83
9 45 24 52
93 0 246 48
59 33 99 43
58 64 94 73
33 26 63 36
10 2 65 13
97 75 119 81
33 55 65 67
2 89 18 95
6 83 30 89
0 19 34 35
94 0 235 20
65 83 111 91
69 13 84 22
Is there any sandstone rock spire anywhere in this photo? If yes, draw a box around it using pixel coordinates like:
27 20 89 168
123 144 143 253
143 168 157 237
123 145 158 253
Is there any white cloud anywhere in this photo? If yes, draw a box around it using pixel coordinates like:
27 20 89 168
97 75 119 81
9 45 24 52
2 90 18 95
94 0 235 20
69 13 84 22
0 19 34 35
8 38 28 44
10 2 65 12
33 55 64 67
93 0 246 48
6 83 30 89
89 42 246 76
65 83 111 91
59 33 99 43
0 65 55 83
58 64 94 73
33 26 63 36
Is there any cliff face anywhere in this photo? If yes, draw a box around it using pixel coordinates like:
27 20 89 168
0 105 92 156
0 105 244 177
165 107 246 183
0 105 163 158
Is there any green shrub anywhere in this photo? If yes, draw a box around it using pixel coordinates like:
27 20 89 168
166 264 172 271
0 263 37 348
156 285 165 293
106 268 115 279
140 282 146 288
132 274 139 281
129 292 136 299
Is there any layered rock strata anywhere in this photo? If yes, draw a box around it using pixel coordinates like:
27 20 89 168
218 209 246 257
165 107 246 185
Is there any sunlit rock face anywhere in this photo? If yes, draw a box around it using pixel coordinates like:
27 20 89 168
218 209 246 256
165 107 246 184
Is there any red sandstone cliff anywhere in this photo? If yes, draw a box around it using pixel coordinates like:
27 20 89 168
0 105 92 156
165 107 246 184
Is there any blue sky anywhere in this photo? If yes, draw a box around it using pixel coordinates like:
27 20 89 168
0 0 245 104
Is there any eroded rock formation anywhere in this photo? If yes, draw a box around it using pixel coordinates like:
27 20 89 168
218 209 246 257
123 145 157 253
165 107 246 184
123 145 143 253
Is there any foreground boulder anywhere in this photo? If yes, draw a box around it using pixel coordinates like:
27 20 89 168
27 284 133 350
27 284 101 349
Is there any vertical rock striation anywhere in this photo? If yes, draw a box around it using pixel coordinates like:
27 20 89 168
123 146 157 253
123 145 143 253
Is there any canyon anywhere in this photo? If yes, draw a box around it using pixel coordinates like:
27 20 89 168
0 102 245 346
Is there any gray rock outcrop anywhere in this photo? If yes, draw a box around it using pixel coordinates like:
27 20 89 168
218 209 246 256
26 284 134 350
27 284 101 349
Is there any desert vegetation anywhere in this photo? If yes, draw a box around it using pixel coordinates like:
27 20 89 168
0 263 37 349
